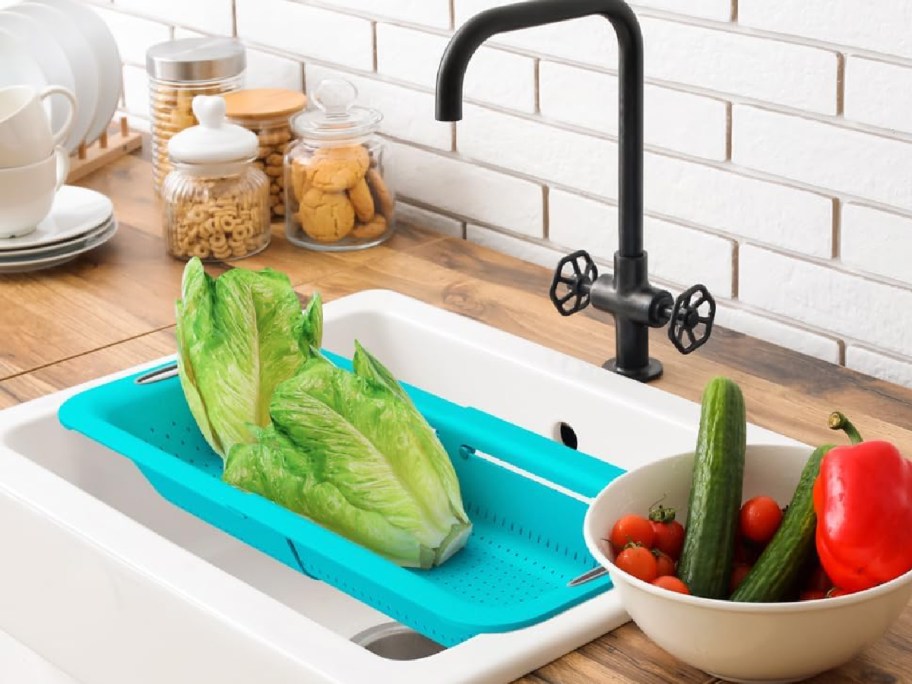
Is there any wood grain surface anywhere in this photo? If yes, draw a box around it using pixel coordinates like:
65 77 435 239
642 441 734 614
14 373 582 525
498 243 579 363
1 153 910 683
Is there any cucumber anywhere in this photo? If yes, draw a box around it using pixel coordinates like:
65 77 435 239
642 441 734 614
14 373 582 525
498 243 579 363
730 412 863 602
677 376 747 599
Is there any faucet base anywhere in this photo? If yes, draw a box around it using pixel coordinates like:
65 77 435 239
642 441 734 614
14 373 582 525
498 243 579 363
602 357 663 382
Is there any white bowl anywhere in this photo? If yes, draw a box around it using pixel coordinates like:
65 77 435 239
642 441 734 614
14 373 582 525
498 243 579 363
584 444 912 683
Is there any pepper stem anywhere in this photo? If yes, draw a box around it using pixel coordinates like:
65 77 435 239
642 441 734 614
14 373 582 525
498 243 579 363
828 411 863 445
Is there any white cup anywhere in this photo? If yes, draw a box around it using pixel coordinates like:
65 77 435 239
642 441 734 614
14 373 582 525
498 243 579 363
0 147 70 238
0 85 76 168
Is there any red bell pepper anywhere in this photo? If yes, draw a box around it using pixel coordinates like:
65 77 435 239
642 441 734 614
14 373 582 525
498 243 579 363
813 421 912 593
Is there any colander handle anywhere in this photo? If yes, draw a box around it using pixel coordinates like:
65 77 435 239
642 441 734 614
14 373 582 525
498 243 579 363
420 395 625 500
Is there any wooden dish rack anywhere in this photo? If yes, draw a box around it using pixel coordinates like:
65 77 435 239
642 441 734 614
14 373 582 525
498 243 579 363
65 115 143 184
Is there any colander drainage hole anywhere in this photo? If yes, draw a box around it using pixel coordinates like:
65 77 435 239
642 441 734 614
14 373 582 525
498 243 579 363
554 421 578 450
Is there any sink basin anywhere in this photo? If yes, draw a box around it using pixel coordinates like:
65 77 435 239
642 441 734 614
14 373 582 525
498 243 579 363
0 290 800 683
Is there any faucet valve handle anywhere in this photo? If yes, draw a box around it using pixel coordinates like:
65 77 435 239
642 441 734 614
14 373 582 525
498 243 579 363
668 284 715 355
550 250 598 316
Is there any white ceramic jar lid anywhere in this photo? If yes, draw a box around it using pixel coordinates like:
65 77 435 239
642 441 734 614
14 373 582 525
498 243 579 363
168 95 258 164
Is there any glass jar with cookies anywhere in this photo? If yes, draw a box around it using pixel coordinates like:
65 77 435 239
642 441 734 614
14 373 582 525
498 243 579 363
284 79 395 250
161 95 270 262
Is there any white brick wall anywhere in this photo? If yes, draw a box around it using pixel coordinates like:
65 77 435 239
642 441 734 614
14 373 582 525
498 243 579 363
315 0 450 29
739 0 912 60
548 190 735 295
844 57 912 135
375 23 536 112
236 0 372 70
538 61 727 160
113 0 232 35
85 0 912 389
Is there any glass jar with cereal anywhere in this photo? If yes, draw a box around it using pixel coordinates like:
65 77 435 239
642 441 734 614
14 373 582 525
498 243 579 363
162 95 270 262
285 79 395 251
147 37 246 194
223 88 307 223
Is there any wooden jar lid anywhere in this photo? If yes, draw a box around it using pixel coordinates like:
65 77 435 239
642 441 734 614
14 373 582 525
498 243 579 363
223 88 307 120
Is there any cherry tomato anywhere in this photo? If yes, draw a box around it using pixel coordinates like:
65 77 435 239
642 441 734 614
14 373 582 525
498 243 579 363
799 589 827 601
609 514 655 553
650 519 685 560
739 496 783 545
615 545 658 582
805 565 832 593
654 550 676 577
651 575 690 594
827 587 850 598
729 563 752 593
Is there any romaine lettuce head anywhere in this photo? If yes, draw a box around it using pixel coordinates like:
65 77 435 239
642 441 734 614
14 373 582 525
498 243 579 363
223 347 472 568
175 258 322 458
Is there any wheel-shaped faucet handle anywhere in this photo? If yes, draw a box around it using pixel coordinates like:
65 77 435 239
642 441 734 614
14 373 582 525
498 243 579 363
550 250 598 316
668 284 715 354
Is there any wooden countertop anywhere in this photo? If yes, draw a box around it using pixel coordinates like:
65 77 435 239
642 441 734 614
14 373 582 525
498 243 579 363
1 154 910 683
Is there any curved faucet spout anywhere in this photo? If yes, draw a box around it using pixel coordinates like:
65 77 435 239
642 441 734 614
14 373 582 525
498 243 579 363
435 0 644 256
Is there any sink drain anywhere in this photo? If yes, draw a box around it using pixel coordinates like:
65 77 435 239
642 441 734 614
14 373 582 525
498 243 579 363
351 623 446 660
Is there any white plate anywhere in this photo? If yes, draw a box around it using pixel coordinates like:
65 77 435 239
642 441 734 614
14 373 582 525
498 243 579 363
9 2 99 153
0 30 46 94
0 216 112 259
32 0 121 146
0 11 75 135
0 185 113 251
0 218 116 273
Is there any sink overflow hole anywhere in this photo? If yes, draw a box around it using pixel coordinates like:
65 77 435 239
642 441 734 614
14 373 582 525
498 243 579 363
554 421 578 450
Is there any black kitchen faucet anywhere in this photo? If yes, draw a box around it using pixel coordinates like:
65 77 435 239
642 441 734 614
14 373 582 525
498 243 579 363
435 0 716 382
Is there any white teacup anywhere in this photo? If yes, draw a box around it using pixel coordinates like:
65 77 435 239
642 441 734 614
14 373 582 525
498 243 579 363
0 147 70 238
0 85 76 168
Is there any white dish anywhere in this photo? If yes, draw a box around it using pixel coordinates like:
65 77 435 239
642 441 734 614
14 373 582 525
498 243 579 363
0 185 113 251
0 12 75 135
10 2 99 153
0 31 46 96
0 216 112 259
0 218 116 273
32 0 121 145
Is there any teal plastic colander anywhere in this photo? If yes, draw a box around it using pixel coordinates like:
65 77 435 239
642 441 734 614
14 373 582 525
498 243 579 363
57 352 624 647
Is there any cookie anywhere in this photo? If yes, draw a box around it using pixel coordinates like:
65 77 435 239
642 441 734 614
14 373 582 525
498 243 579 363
352 214 388 240
347 177 375 222
297 186 355 242
366 168 394 220
306 145 369 192
290 158 310 202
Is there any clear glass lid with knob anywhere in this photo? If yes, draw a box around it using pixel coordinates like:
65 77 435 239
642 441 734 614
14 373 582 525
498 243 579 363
291 79 382 143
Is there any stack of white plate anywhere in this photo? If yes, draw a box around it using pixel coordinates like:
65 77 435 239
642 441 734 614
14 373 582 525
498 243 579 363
0 0 122 152
0 185 117 273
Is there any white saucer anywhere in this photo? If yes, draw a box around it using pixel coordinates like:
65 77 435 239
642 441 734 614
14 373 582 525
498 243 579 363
0 186 113 251
0 215 113 259
0 218 117 273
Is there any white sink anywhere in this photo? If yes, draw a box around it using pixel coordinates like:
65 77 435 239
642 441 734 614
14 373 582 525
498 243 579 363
0 290 801 683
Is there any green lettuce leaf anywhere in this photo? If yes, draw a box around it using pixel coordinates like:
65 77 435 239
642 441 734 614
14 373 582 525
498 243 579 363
225 425 434 567
175 258 322 458
225 348 472 568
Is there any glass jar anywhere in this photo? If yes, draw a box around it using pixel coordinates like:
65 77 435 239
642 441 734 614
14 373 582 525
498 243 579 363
223 88 307 223
285 79 395 250
147 37 246 194
161 95 270 262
